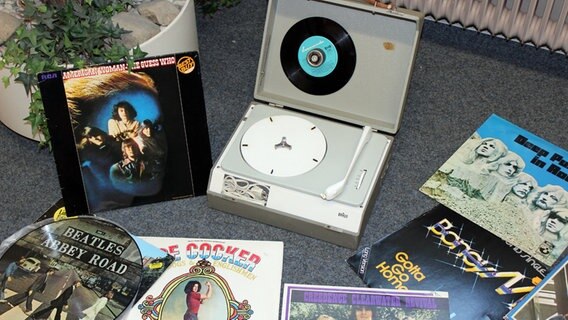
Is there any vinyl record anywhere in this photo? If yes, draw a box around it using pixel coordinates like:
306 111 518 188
0 216 143 320
280 17 356 95
240 115 327 177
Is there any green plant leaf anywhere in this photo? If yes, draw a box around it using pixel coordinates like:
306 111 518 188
9 66 19 77
38 4 48 13
14 72 34 96
131 46 147 59
2 76 10 88
63 33 72 49
22 2 37 18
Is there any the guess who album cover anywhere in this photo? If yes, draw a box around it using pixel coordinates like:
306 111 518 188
0 216 143 320
38 52 212 215
420 114 568 267
125 237 284 320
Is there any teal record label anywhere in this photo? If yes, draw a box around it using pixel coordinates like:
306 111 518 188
280 16 356 95
298 36 338 78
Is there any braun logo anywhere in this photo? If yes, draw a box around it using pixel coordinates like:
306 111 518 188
338 212 348 218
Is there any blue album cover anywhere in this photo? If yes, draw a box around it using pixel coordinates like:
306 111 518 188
38 52 212 215
420 114 567 266
347 205 548 320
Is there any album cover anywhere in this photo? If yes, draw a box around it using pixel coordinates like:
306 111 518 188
134 236 175 302
34 198 68 222
33 198 175 302
281 283 450 320
124 237 284 320
0 216 144 320
38 52 212 215
347 205 548 320
505 255 568 320
420 114 568 267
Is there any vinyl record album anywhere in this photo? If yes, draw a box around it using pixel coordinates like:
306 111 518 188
240 115 327 177
280 17 356 95
0 216 143 320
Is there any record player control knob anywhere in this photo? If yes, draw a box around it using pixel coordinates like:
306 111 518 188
307 49 325 68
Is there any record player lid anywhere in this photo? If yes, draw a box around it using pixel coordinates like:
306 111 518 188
254 0 424 134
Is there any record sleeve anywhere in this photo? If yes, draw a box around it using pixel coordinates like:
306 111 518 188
124 237 284 320
420 114 568 267
38 51 212 215
347 205 548 320
281 283 450 320
505 257 568 320
505 255 568 320
0 216 144 319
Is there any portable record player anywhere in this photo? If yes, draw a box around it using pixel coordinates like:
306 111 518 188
208 0 423 248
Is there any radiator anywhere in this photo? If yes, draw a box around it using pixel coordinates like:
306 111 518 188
390 0 568 54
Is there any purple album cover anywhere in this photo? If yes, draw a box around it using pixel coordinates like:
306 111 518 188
281 283 450 320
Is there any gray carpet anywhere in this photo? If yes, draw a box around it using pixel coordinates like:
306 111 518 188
0 0 567 306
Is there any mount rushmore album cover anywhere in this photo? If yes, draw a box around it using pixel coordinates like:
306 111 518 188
420 114 567 267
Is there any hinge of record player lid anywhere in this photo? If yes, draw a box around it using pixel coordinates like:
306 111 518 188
268 102 284 108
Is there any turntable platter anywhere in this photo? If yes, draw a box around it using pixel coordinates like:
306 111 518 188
240 115 327 177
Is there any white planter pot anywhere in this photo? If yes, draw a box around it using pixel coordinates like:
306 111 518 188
139 0 199 56
0 68 34 139
0 0 199 141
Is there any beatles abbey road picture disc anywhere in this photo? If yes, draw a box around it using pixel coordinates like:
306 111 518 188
0 216 143 319
38 51 213 215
